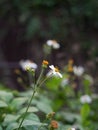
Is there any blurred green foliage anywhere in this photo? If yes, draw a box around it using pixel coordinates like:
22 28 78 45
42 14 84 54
1 0 98 40
0 0 98 78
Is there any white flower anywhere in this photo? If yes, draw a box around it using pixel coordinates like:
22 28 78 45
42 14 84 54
47 65 62 78
19 60 37 71
71 128 76 130
73 66 84 76
61 79 69 87
80 95 92 104
46 40 60 49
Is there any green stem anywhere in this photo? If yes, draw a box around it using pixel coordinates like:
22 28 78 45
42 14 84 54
28 72 33 88
38 76 49 88
17 87 36 130
36 68 44 86
17 68 45 130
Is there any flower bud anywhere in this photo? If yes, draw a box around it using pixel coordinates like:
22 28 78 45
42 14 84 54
49 120 58 129
42 60 49 68
46 112 55 119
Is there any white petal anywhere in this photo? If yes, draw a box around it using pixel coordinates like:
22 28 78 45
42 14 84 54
46 40 53 46
56 72 63 78
46 70 53 77
19 60 37 71
49 65 55 70
73 66 84 76
52 43 60 49
80 95 92 104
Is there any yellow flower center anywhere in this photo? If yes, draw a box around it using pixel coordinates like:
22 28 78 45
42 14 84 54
52 40 57 44
55 67 59 72
26 66 30 71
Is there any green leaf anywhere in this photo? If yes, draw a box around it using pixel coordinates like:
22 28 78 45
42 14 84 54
0 100 8 108
36 101 53 114
10 97 28 110
24 125 39 130
0 91 13 103
83 74 94 94
46 77 62 91
3 114 20 126
6 122 18 130
19 106 38 114
24 126 47 130
60 111 81 123
25 113 40 122
58 124 71 130
22 120 42 126
81 104 90 122
0 126 3 130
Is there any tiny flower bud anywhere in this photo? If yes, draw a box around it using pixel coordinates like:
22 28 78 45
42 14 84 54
54 67 59 72
50 120 58 129
68 59 74 65
14 69 21 74
68 65 73 73
46 112 55 119
42 60 49 68
17 77 23 83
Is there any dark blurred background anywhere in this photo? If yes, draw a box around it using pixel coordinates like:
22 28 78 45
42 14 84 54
0 0 98 90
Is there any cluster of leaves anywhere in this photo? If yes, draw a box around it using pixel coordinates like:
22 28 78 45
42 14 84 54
0 88 53 130
45 74 98 130
0 64 98 130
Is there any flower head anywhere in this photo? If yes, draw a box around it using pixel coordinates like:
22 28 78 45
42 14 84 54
71 128 76 130
47 65 62 78
73 66 84 76
50 120 58 129
46 40 60 49
14 69 21 74
19 60 37 71
46 112 55 119
68 65 73 73
42 60 49 68
68 59 74 65
80 95 92 104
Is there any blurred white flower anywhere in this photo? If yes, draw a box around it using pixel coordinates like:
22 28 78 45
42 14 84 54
73 66 84 76
46 40 60 49
80 95 92 104
71 128 76 130
47 65 62 78
61 78 69 87
19 60 37 71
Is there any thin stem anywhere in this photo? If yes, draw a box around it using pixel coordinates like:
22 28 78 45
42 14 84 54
28 72 33 87
17 68 45 130
36 68 44 86
17 87 36 130
38 76 49 88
